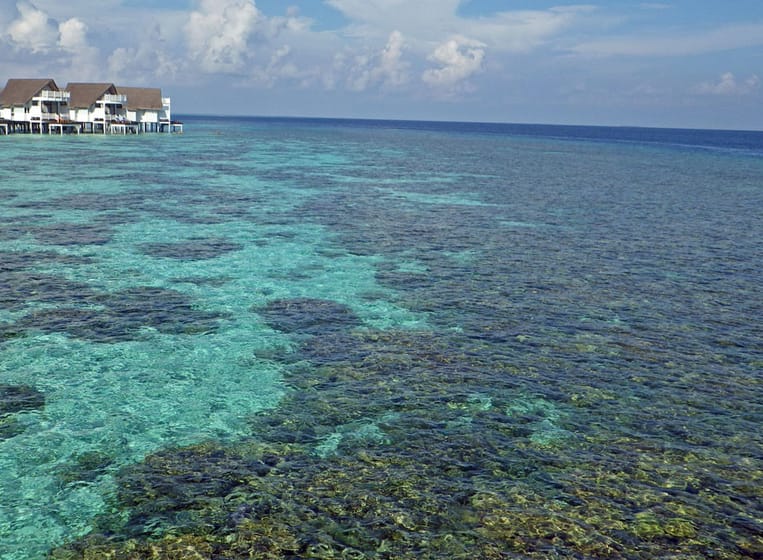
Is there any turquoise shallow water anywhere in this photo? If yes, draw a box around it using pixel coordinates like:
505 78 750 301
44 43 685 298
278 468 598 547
1 118 762 559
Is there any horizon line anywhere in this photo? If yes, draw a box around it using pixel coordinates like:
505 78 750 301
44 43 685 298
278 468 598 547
172 113 763 134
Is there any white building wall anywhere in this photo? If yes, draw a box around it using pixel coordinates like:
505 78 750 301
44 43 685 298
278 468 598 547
12 107 27 121
161 98 171 122
140 110 159 123
29 104 42 120
124 109 160 123
70 108 91 122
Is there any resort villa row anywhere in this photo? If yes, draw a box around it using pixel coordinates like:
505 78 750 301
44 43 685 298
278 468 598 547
0 78 183 135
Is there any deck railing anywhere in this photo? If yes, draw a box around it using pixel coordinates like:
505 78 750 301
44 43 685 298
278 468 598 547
102 94 127 104
37 90 71 102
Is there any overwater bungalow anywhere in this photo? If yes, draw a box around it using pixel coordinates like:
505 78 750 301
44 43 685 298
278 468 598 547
117 86 173 133
0 77 182 135
0 78 69 134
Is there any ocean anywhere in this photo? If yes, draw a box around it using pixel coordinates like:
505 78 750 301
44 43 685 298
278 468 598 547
1 116 761 559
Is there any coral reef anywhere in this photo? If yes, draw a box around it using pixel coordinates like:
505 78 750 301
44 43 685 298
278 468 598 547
50 322 762 559
12 286 225 343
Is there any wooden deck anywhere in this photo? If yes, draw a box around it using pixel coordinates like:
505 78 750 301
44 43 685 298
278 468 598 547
0 120 184 135
49 123 81 134
109 122 140 134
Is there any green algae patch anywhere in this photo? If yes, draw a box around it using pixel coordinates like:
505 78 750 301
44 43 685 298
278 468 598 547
633 512 697 540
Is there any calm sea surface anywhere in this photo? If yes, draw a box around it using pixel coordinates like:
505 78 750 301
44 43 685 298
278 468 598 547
1 117 762 559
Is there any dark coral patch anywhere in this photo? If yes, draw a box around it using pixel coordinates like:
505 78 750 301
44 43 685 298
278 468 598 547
99 287 225 335
57 451 116 485
31 187 262 226
1 384 45 439
0 224 25 241
0 416 25 440
17 307 136 343
0 384 45 417
111 444 273 538
140 238 244 261
0 272 98 311
0 324 23 343
39 191 149 213
29 222 114 246
17 287 225 343
256 298 361 335
0 251 97 312
0 250 94 273
0 253 102 342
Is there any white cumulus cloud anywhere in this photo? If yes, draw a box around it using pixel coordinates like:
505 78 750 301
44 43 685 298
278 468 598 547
247 44 308 87
422 35 485 92
695 72 760 95
378 30 408 87
58 17 87 51
347 30 409 91
108 44 179 84
0 2 102 79
185 0 261 74
57 16 102 80
7 1 57 53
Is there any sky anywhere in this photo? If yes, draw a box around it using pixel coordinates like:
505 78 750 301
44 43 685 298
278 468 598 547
1 0 762 129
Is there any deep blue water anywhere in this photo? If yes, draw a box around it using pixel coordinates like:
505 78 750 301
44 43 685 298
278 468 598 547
1 116 762 559
200 115 763 154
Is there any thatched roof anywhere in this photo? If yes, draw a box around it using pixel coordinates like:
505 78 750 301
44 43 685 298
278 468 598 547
117 86 163 110
65 83 118 108
0 78 59 106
